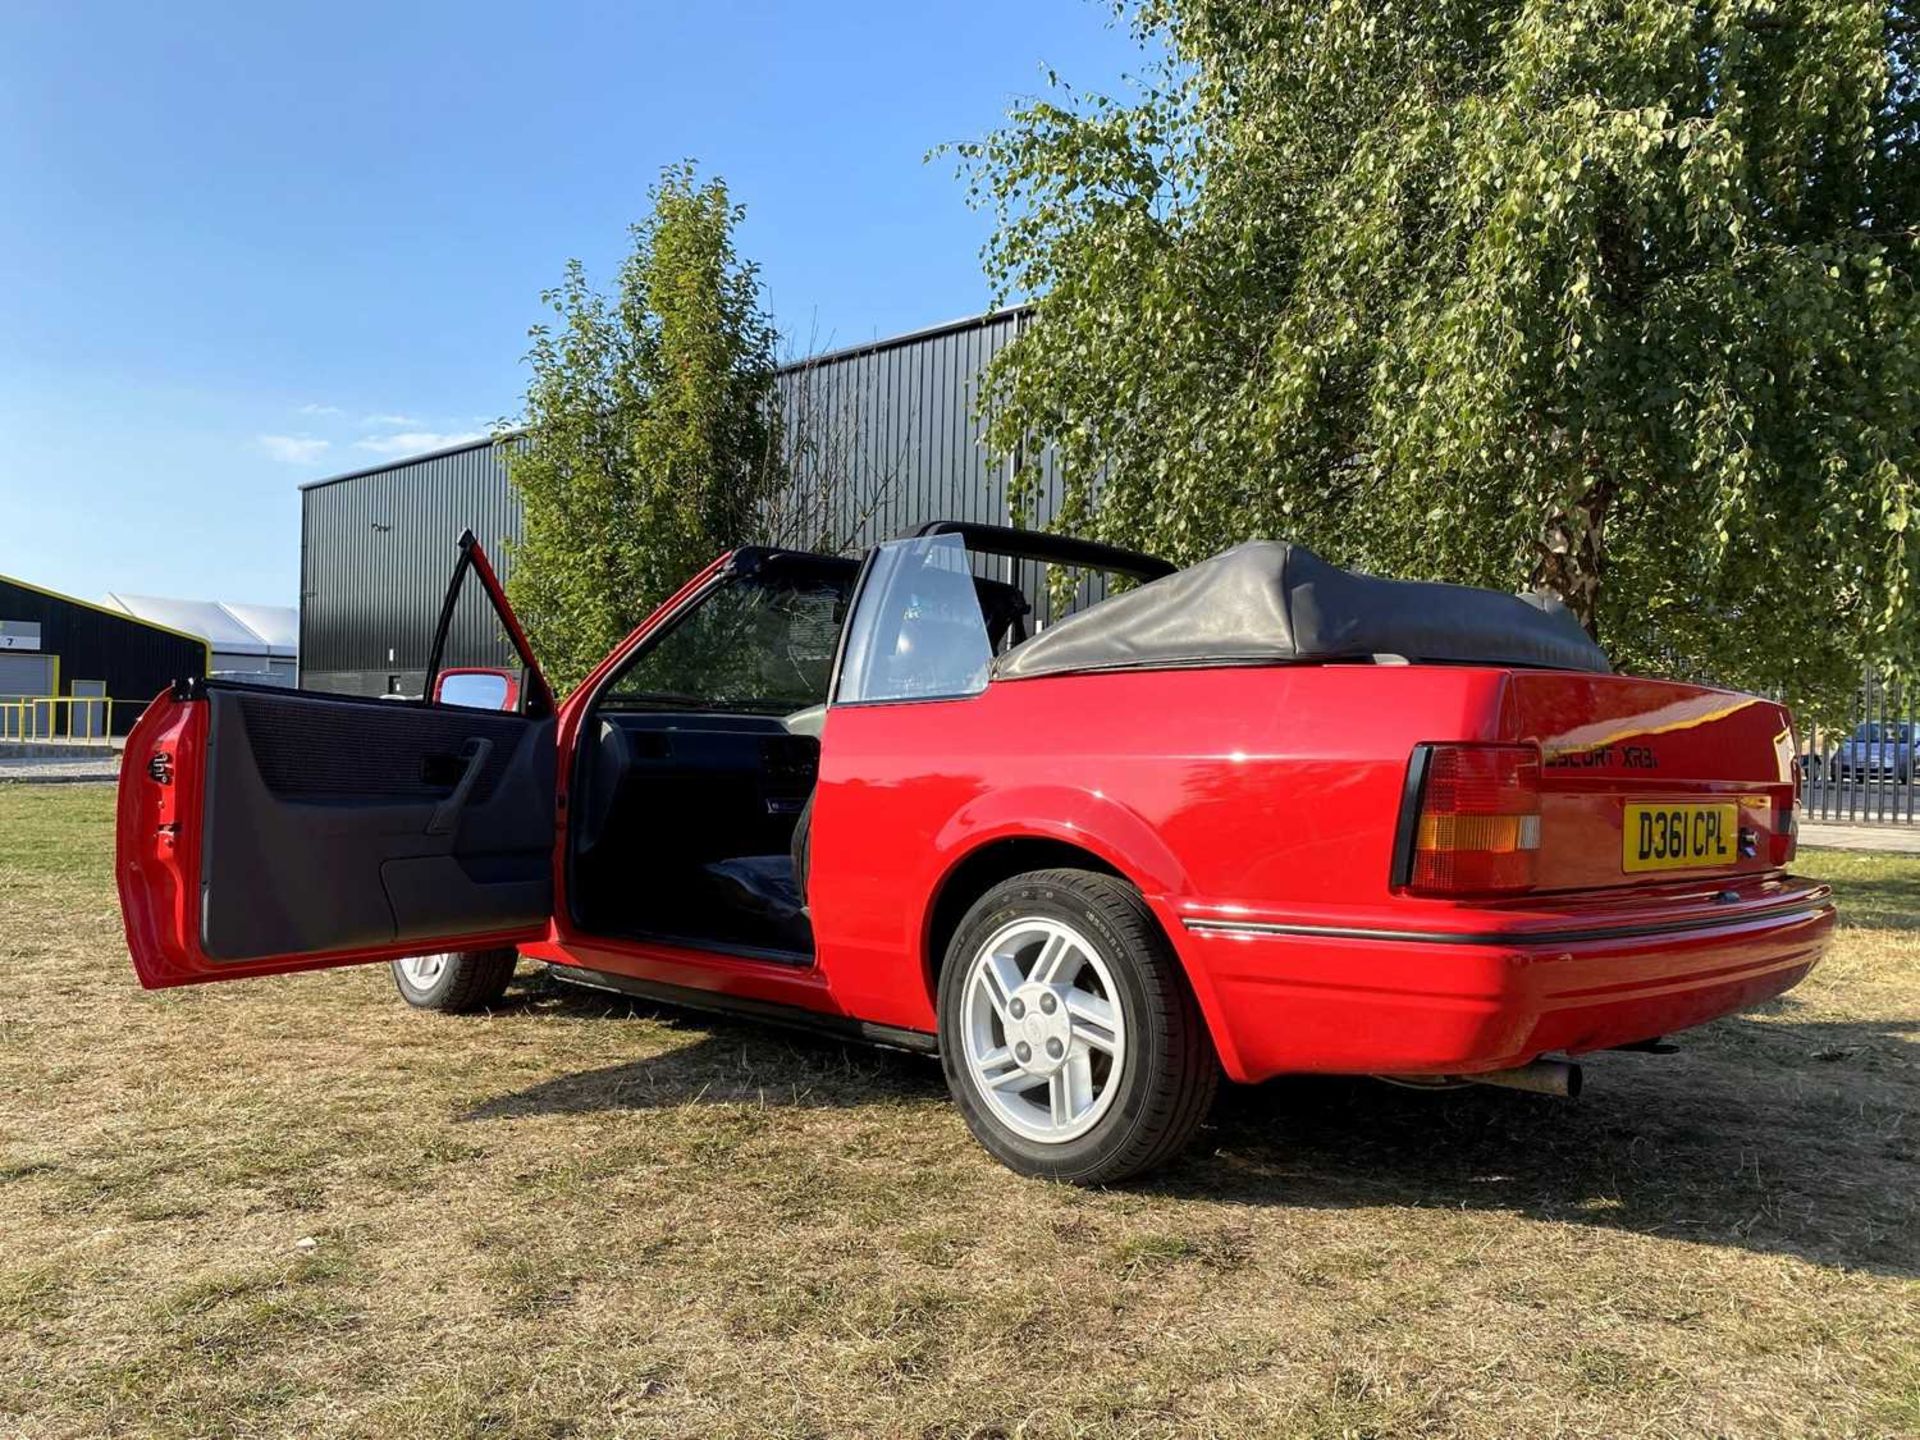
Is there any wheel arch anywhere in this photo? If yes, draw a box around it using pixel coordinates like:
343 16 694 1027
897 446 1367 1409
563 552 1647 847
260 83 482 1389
915 795 1243 1077
922 835 1128 1002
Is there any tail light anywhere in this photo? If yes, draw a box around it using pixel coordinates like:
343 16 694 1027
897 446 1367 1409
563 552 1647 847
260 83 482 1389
1774 748 1802 867
1398 744 1541 896
1773 799 1798 867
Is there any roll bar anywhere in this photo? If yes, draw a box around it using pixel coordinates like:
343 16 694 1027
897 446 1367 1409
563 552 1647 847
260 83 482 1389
911 520 1175 583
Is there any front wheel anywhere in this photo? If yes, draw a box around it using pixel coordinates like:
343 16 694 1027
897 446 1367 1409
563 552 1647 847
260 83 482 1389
390 948 517 1013
939 868 1218 1184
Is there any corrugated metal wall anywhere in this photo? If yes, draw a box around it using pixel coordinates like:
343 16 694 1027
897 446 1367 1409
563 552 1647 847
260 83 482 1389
771 310 1097 623
299 440 528 696
775 312 1023 543
0 577 208 735
300 309 1085 696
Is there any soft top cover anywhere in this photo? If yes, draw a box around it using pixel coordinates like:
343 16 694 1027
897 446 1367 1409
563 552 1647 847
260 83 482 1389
993 540 1609 680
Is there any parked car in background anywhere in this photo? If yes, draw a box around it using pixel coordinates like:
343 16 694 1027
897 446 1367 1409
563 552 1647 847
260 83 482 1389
1831 721 1915 784
116 524 1833 1183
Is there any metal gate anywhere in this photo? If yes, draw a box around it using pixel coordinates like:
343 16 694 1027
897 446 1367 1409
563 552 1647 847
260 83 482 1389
0 653 56 739
1798 677 1917 824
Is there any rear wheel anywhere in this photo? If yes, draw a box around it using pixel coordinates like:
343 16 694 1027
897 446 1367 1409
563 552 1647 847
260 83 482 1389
390 949 517 1013
938 868 1218 1184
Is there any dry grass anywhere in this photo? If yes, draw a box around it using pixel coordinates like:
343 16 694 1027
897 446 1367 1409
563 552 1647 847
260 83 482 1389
0 784 1914 1439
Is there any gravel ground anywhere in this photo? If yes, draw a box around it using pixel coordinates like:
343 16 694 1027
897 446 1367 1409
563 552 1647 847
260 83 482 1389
0 754 120 784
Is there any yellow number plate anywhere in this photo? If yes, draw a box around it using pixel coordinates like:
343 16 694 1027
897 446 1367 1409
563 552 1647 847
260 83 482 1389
1623 802 1739 873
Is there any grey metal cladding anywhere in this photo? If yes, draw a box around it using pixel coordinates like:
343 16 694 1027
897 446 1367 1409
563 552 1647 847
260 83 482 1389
771 309 1094 626
299 438 527 683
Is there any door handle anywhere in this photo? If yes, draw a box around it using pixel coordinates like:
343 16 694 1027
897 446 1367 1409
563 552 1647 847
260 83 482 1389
427 737 494 836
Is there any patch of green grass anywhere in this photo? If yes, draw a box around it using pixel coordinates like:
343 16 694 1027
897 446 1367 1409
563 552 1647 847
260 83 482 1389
0 781 114 878
0 1259 77 1326
1872 1351 1920 1436
153 1245 362 1349
1110 1223 1252 1276
1796 845 1920 929
482 1248 582 1319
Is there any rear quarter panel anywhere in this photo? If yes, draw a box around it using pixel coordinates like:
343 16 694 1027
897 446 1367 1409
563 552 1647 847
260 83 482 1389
808 664 1507 1045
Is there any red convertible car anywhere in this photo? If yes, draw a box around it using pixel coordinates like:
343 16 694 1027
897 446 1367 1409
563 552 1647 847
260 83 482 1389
116 523 1833 1183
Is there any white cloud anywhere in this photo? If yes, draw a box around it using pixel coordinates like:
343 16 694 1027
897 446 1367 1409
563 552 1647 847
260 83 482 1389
297 402 343 417
258 434 332 464
351 430 485 458
361 412 421 428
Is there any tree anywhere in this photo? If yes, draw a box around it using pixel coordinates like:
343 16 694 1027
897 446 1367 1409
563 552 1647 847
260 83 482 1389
959 0 1920 715
503 163 782 692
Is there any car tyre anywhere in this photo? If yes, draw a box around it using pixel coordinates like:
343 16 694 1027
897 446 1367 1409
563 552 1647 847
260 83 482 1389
390 949 518 1013
939 868 1218 1185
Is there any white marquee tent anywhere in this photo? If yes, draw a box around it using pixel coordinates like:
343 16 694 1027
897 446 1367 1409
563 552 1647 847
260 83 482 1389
101 593 298 686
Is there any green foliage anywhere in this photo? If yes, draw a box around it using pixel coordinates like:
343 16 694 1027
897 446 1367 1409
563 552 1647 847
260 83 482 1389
959 0 1920 717
503 163 782 693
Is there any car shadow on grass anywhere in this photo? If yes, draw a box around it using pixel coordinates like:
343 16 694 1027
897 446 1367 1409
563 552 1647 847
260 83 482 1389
1165 996 1919 1278
464 973 941 1117
470 974 1918 1278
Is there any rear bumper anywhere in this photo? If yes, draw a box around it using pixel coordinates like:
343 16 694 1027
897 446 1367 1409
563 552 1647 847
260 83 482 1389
1168 900 1834 1084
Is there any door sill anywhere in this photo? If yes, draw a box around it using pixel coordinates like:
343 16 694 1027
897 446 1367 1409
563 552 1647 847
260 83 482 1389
548 965 940 1056
593 926 816 969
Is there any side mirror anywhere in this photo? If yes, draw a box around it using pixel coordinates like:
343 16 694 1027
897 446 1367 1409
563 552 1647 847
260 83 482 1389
434 668 517 712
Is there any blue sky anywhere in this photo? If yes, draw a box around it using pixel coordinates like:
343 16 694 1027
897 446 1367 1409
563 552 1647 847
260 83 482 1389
0 1 1140 608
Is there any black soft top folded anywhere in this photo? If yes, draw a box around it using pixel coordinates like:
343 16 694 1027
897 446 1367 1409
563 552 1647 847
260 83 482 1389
993 540 1610 680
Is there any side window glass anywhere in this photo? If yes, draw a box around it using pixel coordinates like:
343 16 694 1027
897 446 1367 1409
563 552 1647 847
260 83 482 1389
837 535 994 704
601 570 850 714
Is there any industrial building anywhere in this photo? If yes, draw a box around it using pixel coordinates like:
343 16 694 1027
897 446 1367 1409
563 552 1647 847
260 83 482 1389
0 574 209 739
299 308 1085 697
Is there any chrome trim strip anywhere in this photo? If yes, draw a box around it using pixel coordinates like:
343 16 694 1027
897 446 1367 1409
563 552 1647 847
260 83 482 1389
1182 897 1834 948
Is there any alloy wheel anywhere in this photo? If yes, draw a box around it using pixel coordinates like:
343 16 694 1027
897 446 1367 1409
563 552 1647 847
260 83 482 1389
396 953 451 989
960 916 1126 1144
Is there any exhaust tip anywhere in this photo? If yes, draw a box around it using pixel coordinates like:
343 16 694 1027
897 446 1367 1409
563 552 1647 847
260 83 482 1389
1469 1059 1582 1099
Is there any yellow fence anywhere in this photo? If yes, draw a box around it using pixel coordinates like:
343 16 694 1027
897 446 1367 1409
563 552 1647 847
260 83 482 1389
0 694 120 744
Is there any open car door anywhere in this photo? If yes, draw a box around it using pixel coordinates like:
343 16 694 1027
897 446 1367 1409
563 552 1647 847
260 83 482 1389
118 533 557 988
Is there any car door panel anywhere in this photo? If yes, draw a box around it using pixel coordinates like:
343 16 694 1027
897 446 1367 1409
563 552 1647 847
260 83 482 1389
197 686 553 961
118 532 559 990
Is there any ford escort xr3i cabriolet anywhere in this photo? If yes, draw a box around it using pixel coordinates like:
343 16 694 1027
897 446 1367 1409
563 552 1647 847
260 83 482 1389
116 523 1833 1183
